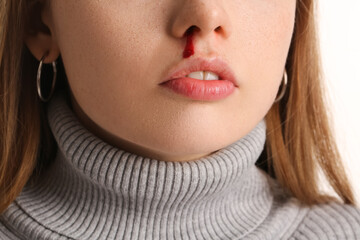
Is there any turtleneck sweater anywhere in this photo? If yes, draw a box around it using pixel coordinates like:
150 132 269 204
1 92 360 240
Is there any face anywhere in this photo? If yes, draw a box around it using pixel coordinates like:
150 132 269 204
32 0 296 162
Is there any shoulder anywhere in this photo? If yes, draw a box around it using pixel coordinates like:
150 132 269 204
289 201 360 239
1 203 27 240
0 217 23 240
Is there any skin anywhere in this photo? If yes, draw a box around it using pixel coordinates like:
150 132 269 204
25 0 296 162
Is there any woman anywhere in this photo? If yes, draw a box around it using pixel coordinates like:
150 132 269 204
1 0 359 239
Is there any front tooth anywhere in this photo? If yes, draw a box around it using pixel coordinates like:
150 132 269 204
187 71 204 80
186 71 220 80
204 71 219 80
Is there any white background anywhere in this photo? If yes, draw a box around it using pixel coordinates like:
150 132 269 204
318 0 360 203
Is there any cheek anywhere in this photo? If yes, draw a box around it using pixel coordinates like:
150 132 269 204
50 1 164 118
231 1 295 106
250 5 295 67
51 4 152 77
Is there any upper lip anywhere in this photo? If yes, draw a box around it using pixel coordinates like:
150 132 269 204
160 57 239 87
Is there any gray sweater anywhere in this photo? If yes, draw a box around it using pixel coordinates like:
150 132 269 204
1 92 360 240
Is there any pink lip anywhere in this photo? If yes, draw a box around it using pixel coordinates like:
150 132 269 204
161 77 235 101
159 57 238 101
160 57 239 87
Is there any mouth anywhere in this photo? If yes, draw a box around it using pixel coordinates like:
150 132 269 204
160 57 239 88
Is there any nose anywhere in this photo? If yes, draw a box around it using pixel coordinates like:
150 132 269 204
169 0 233 40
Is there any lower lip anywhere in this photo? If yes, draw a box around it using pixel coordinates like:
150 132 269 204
160 77 236 101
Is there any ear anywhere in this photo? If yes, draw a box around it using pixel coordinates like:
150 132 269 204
24 1 60 64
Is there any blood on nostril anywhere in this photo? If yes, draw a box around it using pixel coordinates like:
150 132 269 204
183 49 194 58
183 28 195 58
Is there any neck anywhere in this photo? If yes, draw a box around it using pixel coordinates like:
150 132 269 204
14 92 275 239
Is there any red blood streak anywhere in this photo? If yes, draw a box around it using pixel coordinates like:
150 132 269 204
183 28 195 58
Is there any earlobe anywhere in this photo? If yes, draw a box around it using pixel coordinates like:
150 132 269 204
23 1 60 63
24 33 60 63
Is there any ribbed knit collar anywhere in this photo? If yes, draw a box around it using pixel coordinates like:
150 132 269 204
8 92 283 239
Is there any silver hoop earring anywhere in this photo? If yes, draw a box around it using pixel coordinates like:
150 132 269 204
274 69 288 103
37 53 57 102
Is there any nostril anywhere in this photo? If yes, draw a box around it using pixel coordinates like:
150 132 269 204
184 26 198 37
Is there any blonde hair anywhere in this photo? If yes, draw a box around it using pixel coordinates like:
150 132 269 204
0 0 356 213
